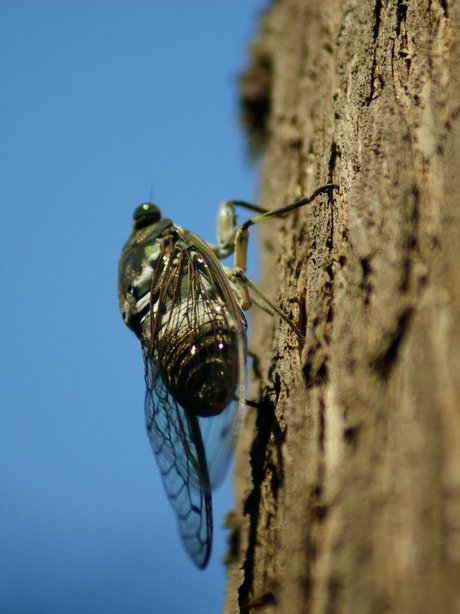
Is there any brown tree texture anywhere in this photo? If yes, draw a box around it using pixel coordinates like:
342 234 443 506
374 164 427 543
223 1 460 613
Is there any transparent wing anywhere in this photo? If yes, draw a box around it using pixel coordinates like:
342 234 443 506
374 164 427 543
142 229 247 567
144 354 213 569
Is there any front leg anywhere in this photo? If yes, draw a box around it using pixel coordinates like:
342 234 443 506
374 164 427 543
233 227 251 310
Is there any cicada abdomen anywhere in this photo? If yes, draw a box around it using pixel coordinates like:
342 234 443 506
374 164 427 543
118 203 246 568
149 238 245 418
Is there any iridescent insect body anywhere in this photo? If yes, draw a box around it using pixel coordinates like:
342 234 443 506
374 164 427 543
118 184 336 568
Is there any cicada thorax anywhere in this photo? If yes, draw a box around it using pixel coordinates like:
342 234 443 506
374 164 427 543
118 214 173 331
119 219 245 419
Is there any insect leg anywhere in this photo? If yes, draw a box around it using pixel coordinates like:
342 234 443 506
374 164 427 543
238 183 338 233
233 226 251 309
233 268 306 342
232 182 339 332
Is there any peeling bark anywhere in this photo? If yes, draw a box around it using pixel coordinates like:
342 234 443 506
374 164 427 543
224 1 460 613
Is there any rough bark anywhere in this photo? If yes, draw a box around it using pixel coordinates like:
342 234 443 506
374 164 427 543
224 1 460 613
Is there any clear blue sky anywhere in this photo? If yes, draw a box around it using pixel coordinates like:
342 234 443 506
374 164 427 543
1 3 266 613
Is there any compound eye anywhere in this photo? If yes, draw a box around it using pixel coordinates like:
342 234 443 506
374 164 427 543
133 202 162 226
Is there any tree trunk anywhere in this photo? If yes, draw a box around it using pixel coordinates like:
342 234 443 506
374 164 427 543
224 1 460 613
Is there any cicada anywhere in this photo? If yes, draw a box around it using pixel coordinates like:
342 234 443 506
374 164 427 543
118 203 246 568
118 184 337 568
